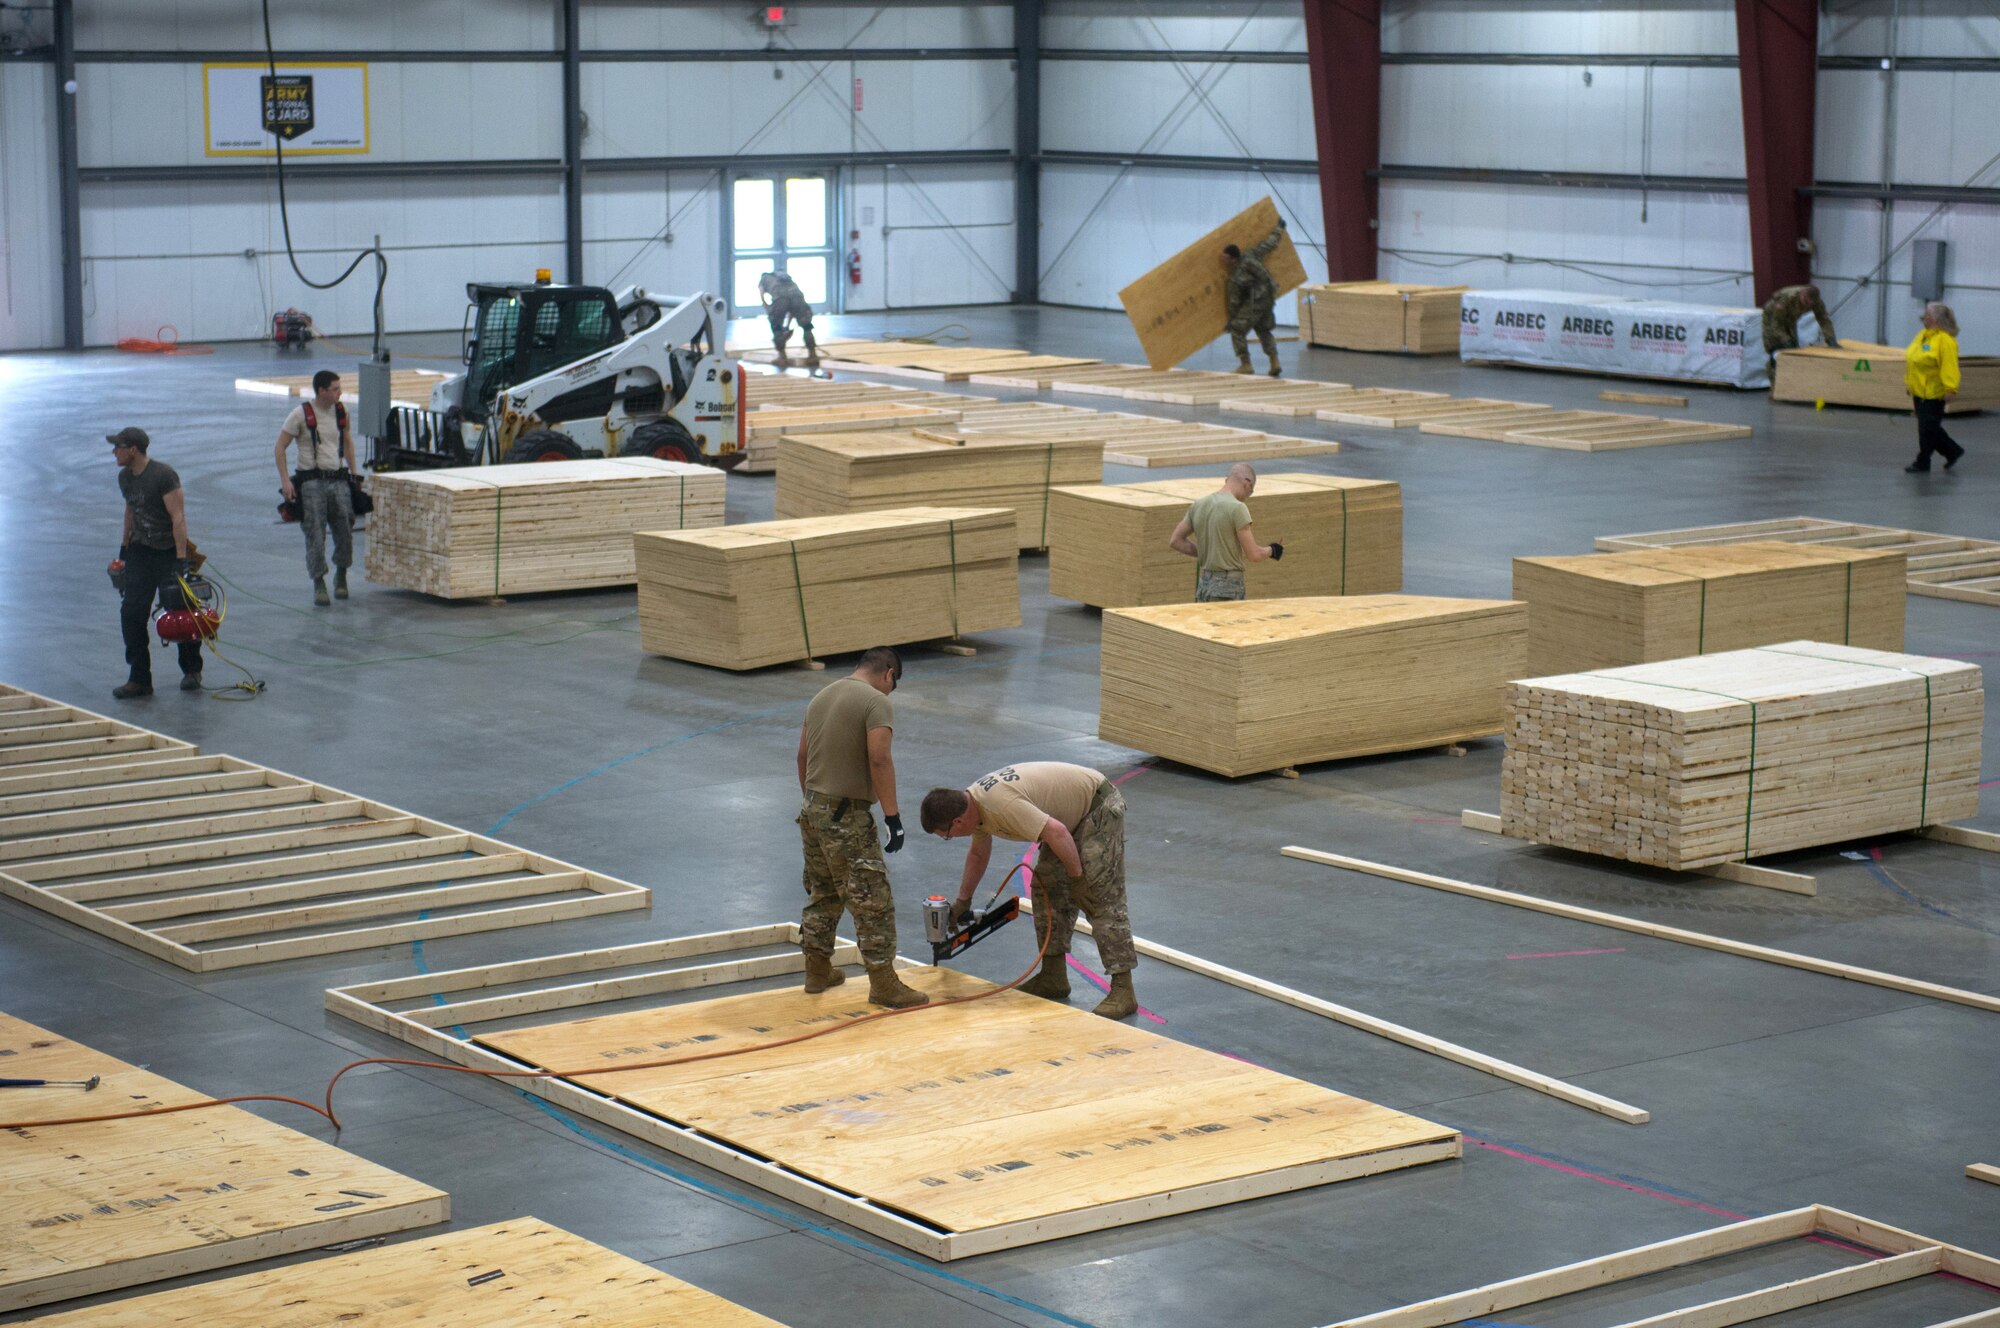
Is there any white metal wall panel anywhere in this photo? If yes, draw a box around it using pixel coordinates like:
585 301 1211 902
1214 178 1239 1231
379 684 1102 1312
854 164 1017 309
1381 0 1736 56
1042 60 1313 161
1382 65 1745 177
79 177 562 345
1039 161 1321 313
1043 0 1305 53
1378 179 1756 308
1814 68 1887 182
1811 196 2000 353
1821 0 2000 59
581 59 1011 160
0 62 63 351
74 62 562 167
581 169 726 300
75 0 555 51
581 4 1012 51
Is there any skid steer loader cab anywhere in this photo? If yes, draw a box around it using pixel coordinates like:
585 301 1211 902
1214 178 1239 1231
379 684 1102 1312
461 283 622 425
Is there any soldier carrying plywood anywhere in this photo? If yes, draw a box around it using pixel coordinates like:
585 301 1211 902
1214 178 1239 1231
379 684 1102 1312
1224 220 1286 377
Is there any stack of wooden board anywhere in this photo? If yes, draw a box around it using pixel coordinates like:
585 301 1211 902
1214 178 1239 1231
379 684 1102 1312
1500 641 1983 869
365 458 725 599
1296 282 1467 353
774 432 1103 548
0 1011 446 1312
1419 404 1753 451
1596 516 2000 608
740 373 982 471
1512 542 1907 675
1773 341 1999 412
1047 474 1402 608
1099 595 1526 776
634 507 1020 669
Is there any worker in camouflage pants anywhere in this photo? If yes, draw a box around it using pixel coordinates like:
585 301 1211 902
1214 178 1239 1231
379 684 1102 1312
1761 283 1838 371
759 270 820 362
1223 221 1285 377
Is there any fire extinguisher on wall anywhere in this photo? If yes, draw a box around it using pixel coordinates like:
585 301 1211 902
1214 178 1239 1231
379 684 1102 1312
847 230 862 286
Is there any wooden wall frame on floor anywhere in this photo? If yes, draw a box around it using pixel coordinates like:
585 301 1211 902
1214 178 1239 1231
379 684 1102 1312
25 1218 786 1326
0 1011 447 1313
1282 847 2000 1014
1595 516 2000 607
1457 809 1821 896
1419 405 1753 451
0 685 648 971
1320 1204 2000 1327
326 923 1462 1261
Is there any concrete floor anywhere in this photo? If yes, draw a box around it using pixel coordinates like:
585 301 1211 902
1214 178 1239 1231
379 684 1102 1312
1 305 1996 1327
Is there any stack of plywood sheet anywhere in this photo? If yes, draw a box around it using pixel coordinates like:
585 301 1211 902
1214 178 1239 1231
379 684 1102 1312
943 410 1341 468
1772 341 1999 413
1047 474 1402 608
1501 641 1982 869
366 458 725 599
634 506 1020 669
740 373 984 471
1297 282 1467 353
774 432 1104 549
1100 595 1526 776
1419 404 1753 451
1512 542 1908 675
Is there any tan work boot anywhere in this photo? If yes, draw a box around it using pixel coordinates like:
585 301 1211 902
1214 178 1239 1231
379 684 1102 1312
1267 357 1283 378
1232 356 1254 375
866 964 929 1009
802 951 846 994
1019 955 1071 1002
1092 972 1138 1020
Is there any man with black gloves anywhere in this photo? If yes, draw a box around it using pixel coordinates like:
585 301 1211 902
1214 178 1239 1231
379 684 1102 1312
794 646 928 1009
108 427 202 699
1168 462 1282 602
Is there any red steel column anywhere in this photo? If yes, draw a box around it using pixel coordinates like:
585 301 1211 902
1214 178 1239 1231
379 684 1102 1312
1735 0 1818 301
1303 0 1382 282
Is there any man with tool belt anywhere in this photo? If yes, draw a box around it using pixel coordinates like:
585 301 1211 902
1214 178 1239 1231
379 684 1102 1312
920 762 1138 1020
107 426 203 699
796 647 928 1009
1168 462 1283 602
1223 220 1285 377
274 369 359 607
759 270 820 362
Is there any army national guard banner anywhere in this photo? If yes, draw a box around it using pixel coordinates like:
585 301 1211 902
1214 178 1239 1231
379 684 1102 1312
204 62 369 155
1458 288 1768 388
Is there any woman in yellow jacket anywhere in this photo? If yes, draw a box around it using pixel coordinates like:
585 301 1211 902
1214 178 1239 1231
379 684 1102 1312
1904 301 1964 472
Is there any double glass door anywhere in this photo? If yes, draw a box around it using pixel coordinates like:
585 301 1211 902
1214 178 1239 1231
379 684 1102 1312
730 174 834 318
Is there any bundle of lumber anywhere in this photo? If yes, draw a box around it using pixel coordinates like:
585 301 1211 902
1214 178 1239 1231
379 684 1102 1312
1297 282 1466 353
774 431 1104 549
740 373 981 471
1047 473 1402 608
1100 595 1526 776
634 506 1020 669
1501 641 1982 869
365 458 725 599
1772 341 1999 413
1513 542 1907 675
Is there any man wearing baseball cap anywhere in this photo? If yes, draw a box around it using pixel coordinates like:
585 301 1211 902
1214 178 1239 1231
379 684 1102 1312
107 427 201 699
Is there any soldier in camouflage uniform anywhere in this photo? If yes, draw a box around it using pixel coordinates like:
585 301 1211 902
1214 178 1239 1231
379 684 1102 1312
796 647 926 1009
759 270 820 362
920 762 1139 1020
1223 221 1285 377
1761 283 1838 368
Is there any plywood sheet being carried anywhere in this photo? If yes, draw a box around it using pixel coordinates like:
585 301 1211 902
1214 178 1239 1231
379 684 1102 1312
27 1219 784 1326
1772 341 1998 413
0 1011 447 1313
0 683 648 971
476 967 1458 1249
1119 196 1309 370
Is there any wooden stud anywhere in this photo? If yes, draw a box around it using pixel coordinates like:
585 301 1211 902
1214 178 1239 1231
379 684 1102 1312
1608 1247 1941 1328
1600 389 1690 407
1968 1163 2000 1186
1922 823 2000 853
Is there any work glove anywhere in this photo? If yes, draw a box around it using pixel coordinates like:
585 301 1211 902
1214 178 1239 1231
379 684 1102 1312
1269 541 1285 561
951 898 975 928
883 813 905 854
1278 218 1288 230
175 558 196 580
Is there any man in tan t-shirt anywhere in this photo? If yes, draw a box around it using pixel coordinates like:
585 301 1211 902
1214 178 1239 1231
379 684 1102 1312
273 369 359 606
796 646 926 1009
919 761 1138 1019
1168 462 1282 602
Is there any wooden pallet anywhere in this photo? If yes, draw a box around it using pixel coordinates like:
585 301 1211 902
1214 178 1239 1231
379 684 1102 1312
26 1219 783 1326
328 924 1460 1261
1419 404 1753 450
233 369 453 409
0 1011 447 1313
0 685 648 971
1322 1205 2000 1328
1595 516 2000 608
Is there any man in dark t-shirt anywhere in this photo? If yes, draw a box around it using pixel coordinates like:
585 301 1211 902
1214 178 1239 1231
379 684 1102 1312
108 426 201 699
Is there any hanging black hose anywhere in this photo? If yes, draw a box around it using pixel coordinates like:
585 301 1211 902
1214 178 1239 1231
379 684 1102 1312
262 0 387 356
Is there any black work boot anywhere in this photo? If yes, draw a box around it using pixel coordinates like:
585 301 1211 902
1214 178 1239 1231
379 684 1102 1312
313 577 330 607
334 568 349 600
112 681 152 700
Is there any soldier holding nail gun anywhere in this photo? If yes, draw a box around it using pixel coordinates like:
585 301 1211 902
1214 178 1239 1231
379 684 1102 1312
920 762 1138 1020
796 647 929 1010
